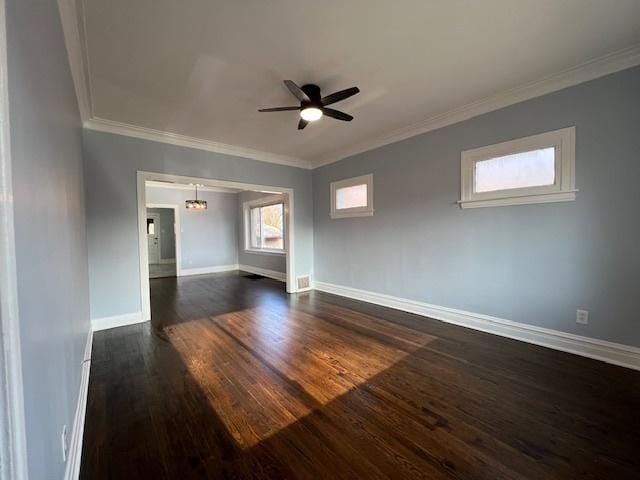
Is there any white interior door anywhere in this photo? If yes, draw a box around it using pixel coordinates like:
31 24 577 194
146 213 160 264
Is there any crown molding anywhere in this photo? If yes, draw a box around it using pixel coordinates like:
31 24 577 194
311 44 640 168
84 117 311 169
57 0 92 122
57 1 311 170
59 0 639 172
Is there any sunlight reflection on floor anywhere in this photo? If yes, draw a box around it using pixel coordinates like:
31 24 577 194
166 305 437 449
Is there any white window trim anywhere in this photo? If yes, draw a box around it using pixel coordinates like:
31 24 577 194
330 173 374 219
243 194 287 255
459 127 577 209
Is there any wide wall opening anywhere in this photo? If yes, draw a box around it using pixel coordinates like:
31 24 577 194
137 172 297 321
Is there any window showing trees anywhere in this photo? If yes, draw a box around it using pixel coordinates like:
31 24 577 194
249 203 284 251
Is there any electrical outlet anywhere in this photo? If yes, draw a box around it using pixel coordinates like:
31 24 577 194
61 425 68 462
576 309 589 325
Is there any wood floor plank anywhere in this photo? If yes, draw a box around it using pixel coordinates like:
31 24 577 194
80 271 640 479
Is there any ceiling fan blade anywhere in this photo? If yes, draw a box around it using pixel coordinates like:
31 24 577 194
321 86 360 106
321 107 353 122
284 80 310 102
298 118 308 130
258 106 300 112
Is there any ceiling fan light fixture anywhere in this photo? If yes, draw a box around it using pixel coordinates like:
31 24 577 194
300 107 323 122
258 81 359 130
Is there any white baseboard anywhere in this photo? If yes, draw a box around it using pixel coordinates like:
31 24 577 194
92 311 145 331
158 258 176 265
239 264 286 282
314 281 640 371
63 327 93 480
179 264 239 277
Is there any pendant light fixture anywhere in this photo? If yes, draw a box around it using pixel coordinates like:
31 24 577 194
185 184 207 210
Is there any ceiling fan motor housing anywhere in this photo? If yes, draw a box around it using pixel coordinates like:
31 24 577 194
257 80 359 129
301 84 322 107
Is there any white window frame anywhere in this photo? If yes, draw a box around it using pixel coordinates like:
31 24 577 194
459 127 577 209
330 174 374 219
243 194 286 255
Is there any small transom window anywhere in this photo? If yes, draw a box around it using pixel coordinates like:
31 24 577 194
474 147 555 193
330 174 374 219
460 127 576 208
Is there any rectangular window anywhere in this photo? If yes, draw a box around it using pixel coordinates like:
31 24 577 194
336 184 368 209
474 147 555 193
243 195 286 254
250 203 284 250
460 127 576 208
330 174 374 219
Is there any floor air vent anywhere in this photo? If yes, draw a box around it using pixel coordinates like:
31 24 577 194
297 275 311 290
244 274 265 280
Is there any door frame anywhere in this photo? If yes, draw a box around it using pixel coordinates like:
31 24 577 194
137 171 296 321
146 203 181 275
0 1 28 477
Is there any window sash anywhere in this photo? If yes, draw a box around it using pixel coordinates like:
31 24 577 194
474 147 556 193
335 183 368 210
469 145 562 201
247 202 285 252
460 127 576 208
250 206 261 248
330 174 374 218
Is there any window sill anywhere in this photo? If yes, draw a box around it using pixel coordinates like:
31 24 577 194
330 209 374 219
458 190 577 209
244 248 286 256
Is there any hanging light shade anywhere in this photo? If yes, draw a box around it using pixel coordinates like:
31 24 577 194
185 184 207 210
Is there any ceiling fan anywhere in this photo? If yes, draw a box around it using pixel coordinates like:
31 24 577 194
258 80 360 130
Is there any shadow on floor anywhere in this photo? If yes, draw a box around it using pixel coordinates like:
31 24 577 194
80 272 640 479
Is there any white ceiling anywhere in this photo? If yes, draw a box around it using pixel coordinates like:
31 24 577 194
77 0 640 167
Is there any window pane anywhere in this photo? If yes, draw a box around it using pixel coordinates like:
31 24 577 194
259 204 283 250
336 184 367 210
475 147 555 193
250 207 261 248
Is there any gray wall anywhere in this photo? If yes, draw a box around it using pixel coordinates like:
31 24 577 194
83 130 314 320
237 191 287 273
147 207 176 261
6 0 90 478
313 66 640 348
146 186 239 269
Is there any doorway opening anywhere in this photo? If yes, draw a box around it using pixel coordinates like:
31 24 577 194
146 206 178 279
137 171 297 322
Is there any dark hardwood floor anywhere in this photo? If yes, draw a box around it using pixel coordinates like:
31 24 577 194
80 271 640 479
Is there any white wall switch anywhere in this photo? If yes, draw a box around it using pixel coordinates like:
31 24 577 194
576 309 589 325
